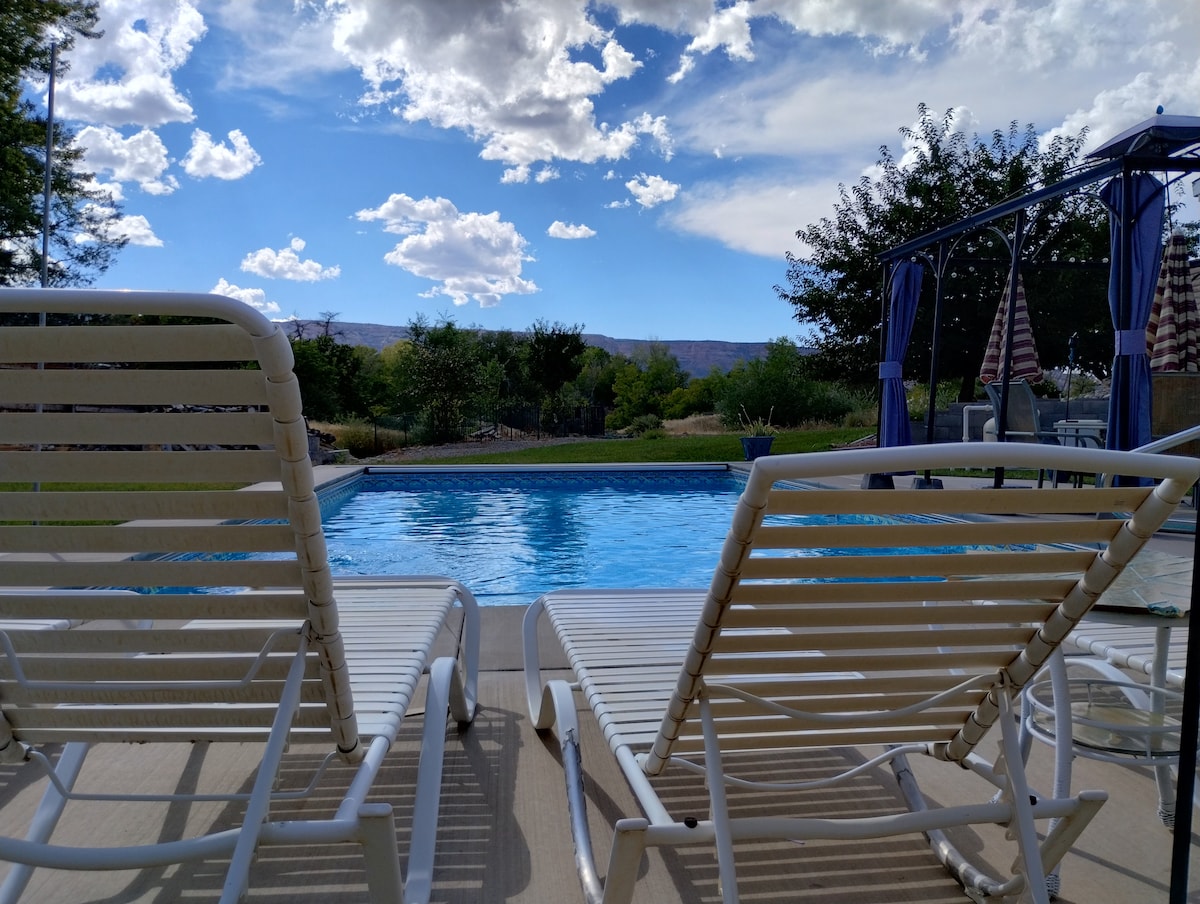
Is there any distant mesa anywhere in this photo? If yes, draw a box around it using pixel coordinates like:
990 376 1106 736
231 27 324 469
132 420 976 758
282 319 785 377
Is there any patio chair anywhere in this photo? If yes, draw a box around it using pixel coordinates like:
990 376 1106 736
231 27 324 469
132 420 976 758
523 442 1199 904
0 288 480 904
983 380 1103 487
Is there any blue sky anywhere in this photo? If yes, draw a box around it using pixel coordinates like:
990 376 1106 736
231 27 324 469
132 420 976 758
28 0 1200 342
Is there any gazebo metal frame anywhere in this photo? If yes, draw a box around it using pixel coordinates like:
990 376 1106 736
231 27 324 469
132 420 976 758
874 113 1200 904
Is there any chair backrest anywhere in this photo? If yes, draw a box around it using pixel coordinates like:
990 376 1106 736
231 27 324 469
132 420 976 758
0 289 359 757
643 442 1199 774
984 380 1042 437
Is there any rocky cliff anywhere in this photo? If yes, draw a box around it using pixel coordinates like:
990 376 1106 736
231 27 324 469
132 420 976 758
284 319 773 377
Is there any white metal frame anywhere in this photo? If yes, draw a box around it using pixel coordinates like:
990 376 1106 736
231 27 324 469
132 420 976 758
523 442 1199 904
0 288 480 904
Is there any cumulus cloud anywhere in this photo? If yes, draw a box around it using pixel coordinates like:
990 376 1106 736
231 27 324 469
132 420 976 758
327 1 672 173
52 0 206 126
210 278 281 315
75 125 178 195
625 173 679 208
74 205 162 247
356 192 538 307
106 214 163 247
181 129 263 180
547 221 596 239
241 237 341 281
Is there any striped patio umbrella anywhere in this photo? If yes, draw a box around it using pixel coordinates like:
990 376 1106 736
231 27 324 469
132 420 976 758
980 272 1043 384
1146 230 1200 372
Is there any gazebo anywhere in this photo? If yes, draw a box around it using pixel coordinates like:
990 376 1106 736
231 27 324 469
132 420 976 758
874 112 1200 903
878 113 1200 461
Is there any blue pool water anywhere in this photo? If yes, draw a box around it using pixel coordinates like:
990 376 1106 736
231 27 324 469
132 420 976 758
318 468 750 607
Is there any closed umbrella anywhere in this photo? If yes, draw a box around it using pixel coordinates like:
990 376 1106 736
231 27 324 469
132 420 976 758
979 272 1043 385
1146 230 1200 373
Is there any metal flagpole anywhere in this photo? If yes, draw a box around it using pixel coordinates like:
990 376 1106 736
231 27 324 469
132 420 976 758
40 41 57 289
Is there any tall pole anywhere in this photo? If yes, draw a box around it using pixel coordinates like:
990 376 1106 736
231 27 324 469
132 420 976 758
40 42 57 289
34 42 57 498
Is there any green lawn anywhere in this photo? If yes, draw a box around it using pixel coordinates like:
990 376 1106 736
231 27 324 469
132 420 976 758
398 427 873 465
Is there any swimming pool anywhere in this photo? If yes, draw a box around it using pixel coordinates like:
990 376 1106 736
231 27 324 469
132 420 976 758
318 466 751 607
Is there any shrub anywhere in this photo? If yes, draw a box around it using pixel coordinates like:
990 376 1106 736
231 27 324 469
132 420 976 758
905 381 958 422
627 414 664 436
324 419 408 458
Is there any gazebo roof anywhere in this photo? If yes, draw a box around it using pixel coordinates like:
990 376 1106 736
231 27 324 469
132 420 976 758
1087 113 1200 160
881 112 1200 263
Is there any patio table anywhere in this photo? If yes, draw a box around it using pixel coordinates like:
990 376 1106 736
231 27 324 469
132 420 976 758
1022 548 1193 827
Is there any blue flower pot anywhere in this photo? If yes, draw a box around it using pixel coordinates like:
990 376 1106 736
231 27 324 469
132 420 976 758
740 436 774 461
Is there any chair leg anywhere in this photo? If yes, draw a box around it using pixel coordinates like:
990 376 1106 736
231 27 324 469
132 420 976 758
359 802 407 904
220 642 310 904
995 690 1050 904
403 655 460 904
699 693 740 904
0 742 90 904
601 820 649 904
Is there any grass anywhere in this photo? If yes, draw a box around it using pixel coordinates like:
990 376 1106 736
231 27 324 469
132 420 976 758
396 427 873 465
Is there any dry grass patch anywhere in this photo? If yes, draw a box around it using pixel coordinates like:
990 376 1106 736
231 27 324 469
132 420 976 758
663 414 727 435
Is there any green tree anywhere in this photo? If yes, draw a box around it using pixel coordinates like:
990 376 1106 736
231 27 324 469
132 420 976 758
662 367 726 420
777 104 1110 400
526 319 586 405
607 342 688 429
573 345 622 407
395 316 482 440
1 0 126 286
717 338 856 428
475 327 533 410
289 333 377 422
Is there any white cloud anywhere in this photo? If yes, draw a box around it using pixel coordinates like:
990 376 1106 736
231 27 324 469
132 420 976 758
547 221 596 239
107 213 163 247
535 167 561 184
75 125 178 195
626 173 679 208
760 0 951 49
327 1 672 173
679 0 754 61
241 237 340 281
52 0 206 127
74 205 162 247
666 176 842 258
667 54 695 85
182 129 263 180
206 1 350 91
211 278 281 315
659 0 1200 258
356 192 538 307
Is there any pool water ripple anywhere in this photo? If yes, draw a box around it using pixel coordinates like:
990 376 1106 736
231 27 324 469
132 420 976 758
322 470 743 606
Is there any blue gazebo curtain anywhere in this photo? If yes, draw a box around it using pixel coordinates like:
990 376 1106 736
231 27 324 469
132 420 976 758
1100 173 1165 457
879 260 924 448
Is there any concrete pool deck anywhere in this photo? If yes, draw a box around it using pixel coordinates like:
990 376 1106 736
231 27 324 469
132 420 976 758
1 462 1196 901
2 604 1196 902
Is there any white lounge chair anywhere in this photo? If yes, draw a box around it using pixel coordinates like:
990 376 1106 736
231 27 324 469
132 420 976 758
0 288 479 904
523 442 1199 904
